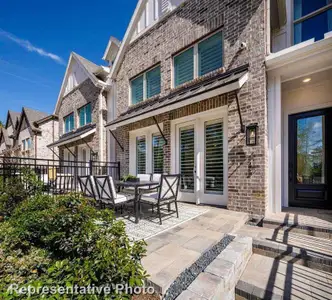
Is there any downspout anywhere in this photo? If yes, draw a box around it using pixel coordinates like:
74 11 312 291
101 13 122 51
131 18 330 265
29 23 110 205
34 134 37 158
266 0 271 55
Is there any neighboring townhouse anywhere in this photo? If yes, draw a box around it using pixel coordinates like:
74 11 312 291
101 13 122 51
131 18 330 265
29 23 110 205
49 52 111 163
267 0 332 212
13 107 58 159
0 110 21 156
105 0 268 216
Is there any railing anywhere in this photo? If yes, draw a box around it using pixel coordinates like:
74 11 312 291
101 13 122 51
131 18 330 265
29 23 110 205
0 156 120 195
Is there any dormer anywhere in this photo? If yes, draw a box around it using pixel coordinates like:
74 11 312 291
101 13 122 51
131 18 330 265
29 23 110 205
103 37 121 67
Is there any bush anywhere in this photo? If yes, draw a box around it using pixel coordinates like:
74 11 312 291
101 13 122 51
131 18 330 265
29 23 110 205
0 194 147 299
0 168 43 218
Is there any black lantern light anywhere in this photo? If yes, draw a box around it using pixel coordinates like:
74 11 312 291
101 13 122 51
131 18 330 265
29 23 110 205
246 123 258 146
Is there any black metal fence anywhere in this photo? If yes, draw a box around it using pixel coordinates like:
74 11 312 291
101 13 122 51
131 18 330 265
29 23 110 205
0 156 120 195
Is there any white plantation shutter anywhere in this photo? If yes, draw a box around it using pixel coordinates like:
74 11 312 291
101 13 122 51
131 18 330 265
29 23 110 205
152 134 164 173
161 0 170 15
205 120 223 194
136 136 146 174
180 126 195 192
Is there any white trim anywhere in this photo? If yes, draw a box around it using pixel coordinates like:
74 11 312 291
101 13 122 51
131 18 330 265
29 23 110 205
108 72 248 130
48 128 96 149
171 106 228 206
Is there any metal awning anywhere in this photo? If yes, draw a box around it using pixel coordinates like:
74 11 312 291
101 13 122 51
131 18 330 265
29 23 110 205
106 64 249 130
48 124 96 148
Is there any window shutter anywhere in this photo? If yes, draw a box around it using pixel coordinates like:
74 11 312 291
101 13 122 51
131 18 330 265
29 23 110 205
79 108 85 127
136 136 146 174
131 75 144 104
174 47 194 87
180 126 195 191
153 134 164 173
147 66 161 98
86 103 92 124
198 32 223 76
161 0 170 15
205 120 223 194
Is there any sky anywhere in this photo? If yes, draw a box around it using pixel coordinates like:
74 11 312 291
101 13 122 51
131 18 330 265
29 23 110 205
0 0 138 123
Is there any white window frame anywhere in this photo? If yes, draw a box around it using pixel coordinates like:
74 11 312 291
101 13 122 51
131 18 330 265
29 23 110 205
129 65 161 106
172 30 223 88
129 124 163 175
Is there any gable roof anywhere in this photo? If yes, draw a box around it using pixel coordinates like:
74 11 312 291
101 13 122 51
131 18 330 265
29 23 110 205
0 127 10 146
109 0 149 79
103 36 121 62
5 110 21 129
16 107 49 137
54 52 109 114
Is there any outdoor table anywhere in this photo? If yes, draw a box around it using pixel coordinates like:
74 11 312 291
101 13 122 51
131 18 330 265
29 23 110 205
114 180 159 224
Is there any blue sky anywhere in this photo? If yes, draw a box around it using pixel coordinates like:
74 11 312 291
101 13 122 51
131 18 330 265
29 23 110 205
0 0 137 123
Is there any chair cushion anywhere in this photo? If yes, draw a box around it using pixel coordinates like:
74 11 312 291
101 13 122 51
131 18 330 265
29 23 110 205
137 174 151 181
115 193 135 204
140 192 159 204
109 176 117 198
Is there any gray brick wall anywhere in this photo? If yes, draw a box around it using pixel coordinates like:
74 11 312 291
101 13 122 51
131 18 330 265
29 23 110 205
114 0 268 216
58 78 107 160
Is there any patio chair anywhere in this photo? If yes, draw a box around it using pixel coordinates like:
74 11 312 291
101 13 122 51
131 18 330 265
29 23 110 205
78 175 98 201
122 173 152 194
138 174 180 225
52 174 74 194
94 175 135 211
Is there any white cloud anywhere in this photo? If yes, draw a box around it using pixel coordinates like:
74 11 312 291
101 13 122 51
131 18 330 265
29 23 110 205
0 28 65 66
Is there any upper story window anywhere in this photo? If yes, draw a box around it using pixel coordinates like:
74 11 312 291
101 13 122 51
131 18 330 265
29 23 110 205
64 113 75 134
131 66 161 105
22 138 31 150
78 103 92 127
174 31 223 88
294 0 332 44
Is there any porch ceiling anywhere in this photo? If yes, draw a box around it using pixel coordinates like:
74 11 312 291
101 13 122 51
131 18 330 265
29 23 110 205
47 124 96 148
106 64 249 130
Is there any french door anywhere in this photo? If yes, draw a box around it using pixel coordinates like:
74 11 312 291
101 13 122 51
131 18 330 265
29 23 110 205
289 108 332 209
174 110 227 206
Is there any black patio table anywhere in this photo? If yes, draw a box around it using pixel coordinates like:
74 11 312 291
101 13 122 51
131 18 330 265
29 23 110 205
114 180 159 224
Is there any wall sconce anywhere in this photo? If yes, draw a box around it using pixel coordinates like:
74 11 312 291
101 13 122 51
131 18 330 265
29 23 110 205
246 123 258 146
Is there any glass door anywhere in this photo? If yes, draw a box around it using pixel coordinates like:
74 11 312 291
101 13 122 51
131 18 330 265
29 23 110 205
289 108 332 209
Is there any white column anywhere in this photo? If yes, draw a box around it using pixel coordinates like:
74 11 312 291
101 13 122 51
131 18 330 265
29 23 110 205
268 74 282 213
98 89 105 162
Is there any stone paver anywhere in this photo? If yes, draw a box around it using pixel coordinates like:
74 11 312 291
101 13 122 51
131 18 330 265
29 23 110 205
141 206 249 294
238 253 332 299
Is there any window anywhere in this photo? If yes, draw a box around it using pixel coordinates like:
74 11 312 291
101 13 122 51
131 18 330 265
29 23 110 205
136 136 146 174
131 66 161 105
78 103 92 127
22 138 31 150
174 32 223 87
152 134 165 173
64 113 75 133
294 0 332 44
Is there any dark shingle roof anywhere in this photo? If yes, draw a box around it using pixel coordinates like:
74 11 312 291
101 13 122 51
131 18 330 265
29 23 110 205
107 64 249 127
72 52 100 82
23 107 49 132
0 127 10 145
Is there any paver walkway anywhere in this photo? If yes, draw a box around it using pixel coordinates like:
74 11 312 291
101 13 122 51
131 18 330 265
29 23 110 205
141 206 249 294
238 253 332 300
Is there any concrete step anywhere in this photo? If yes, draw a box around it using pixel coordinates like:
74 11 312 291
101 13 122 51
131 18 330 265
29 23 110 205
262 216 332 239
236 254 332 300
236 225 332 272
176 236 252 300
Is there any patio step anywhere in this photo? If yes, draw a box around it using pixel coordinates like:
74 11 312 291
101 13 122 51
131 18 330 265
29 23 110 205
236 224 332 272
235 254 332 300
175 236 252 300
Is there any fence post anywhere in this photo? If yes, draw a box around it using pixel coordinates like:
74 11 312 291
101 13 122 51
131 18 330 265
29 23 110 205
117 162 120 180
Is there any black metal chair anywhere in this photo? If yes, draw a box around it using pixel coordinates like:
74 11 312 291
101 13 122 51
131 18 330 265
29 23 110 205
78 175 97 201
138 174 180 225
94 175 135 211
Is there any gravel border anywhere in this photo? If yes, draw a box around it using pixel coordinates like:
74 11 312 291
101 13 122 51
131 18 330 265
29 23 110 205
162 234 235 300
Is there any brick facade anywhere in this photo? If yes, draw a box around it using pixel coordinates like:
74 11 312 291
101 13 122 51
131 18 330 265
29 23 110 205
57 78 107 161
113 0 268 216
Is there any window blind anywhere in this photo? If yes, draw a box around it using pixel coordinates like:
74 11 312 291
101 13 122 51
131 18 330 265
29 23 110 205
131 75 144 104
205 120 223 194
198 32 223 76
65 113 74 133
136 136 146 174
147 66 161 98
180 126 195 192
174 47 194 87
153 134 164 173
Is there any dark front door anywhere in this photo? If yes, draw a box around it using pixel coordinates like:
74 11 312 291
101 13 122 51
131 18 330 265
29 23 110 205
289 108 332 209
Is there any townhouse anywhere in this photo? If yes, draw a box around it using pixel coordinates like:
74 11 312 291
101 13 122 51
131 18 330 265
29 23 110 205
268 0 332 212
0 108 58 159
48 52 114 163
105 0 269 216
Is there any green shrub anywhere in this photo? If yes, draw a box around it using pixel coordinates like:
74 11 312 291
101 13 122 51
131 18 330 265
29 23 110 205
0 194 147 299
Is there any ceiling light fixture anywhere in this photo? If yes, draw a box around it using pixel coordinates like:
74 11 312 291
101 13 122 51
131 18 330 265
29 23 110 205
303 78 311 83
